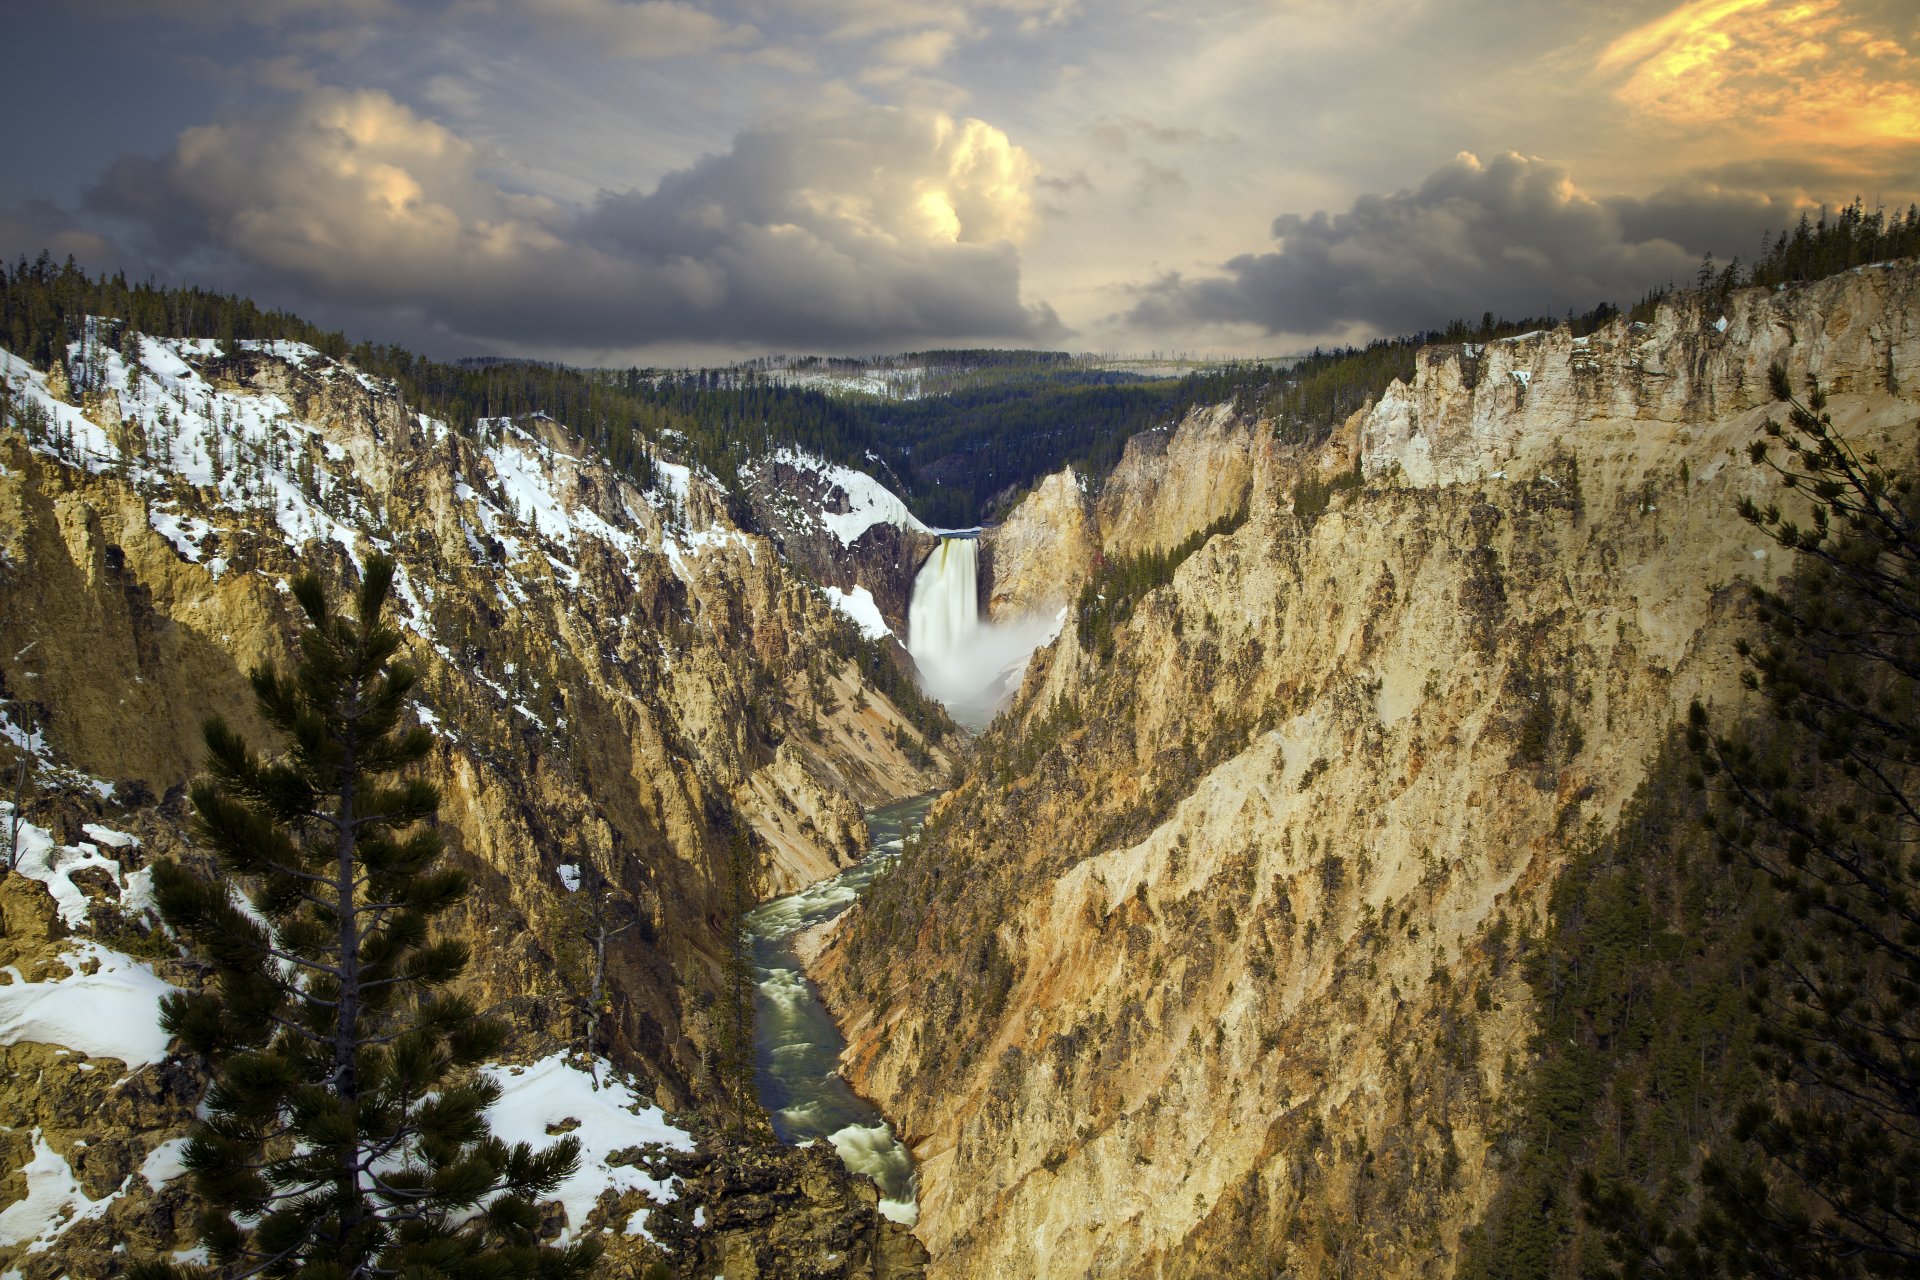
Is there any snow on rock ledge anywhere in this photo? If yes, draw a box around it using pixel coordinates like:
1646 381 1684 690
4 807 138 929
823 584 892 641
752 449 928 547
480 1053 696 1244
0 1129 120 1249
0 941 180 1067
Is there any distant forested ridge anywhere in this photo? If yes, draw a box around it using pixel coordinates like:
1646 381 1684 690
6 201 1915 525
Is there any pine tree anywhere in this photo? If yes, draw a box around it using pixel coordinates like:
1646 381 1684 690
132 556 600 1280
552 855 635 1078
1590 366 1920 1276
711 829 759 1132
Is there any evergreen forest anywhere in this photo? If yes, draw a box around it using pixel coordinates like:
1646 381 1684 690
9 198 1911 529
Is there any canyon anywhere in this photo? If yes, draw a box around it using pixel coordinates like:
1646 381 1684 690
812 264 1920 1277
0 260 1914 1278
0 333 951 1277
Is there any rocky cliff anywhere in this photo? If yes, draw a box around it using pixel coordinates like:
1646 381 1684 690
982 403 1258 623
816 264 1920 1277
0 334 949 1275
736 448 943 643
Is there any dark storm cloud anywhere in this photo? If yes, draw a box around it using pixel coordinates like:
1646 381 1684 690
83 88 1060 355
1129 151 1809 339
0 200 137 276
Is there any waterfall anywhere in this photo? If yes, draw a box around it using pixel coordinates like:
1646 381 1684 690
906 537 981 675
906 536 1062 731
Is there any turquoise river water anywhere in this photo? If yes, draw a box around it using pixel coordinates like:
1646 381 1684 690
743 794 931 1225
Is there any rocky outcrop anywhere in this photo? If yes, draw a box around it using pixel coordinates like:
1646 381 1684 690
981 468 1094 621
1094 402 1256 557
816 264 1920 1278
0 336 956 1272
982 403 1257 624
736 449 940 639
652 1138 930 1278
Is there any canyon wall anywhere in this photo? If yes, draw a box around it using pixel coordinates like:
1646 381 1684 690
983 403 1258 624
816 265 1920 1277
0 337 949 1275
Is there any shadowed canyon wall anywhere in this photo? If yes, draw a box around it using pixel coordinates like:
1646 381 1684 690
816 264 1920 1278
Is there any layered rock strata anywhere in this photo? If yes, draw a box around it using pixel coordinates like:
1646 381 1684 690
817 265 1920 1277
0 335 949 1275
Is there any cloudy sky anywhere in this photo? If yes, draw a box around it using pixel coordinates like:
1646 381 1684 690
4 0 1916 363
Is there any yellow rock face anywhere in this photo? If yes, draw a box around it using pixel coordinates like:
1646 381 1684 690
984 403 1259 624
0 337 953 1272
817 265 1920 1278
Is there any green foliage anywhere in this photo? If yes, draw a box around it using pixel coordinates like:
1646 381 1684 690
974 693 1083 787
1747 199 1920 289
1074 504 1249 663
1456 744 1765 1280
1 252 339 375
1291 464 1363 529
709 830 760 1131
0 254 1180 527
132 556 598 1280
1180 298 1628 454
13 201 1912 539
811 597 951 745
1632 368 1920 1278
0 256 1625 537
1624 201 1920 326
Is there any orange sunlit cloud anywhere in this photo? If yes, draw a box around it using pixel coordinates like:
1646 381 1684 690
1597 0 1920 147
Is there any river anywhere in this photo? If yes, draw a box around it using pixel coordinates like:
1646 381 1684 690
743 793 931 1226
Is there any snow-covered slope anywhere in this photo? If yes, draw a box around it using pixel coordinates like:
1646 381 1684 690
0 325 944 1276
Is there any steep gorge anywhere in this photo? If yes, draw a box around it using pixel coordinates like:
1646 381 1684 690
0 335 952 1275
4 261 1916 1280
814 265 1920 1277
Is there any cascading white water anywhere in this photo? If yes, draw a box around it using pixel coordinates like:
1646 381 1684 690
745 796 929 1226
906 535 1063 731
906 536 981 674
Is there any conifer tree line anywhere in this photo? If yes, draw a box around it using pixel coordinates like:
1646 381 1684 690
14 200 1910 532
0 253 1195 527
132 556 598 1280
1073 504 1252 663
1745 199 1920 289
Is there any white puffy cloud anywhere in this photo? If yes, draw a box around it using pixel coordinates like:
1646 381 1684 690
89 88 1060 353
1129 150 1805 340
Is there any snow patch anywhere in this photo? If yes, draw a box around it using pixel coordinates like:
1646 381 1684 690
754 449 928 546
481 1053 694 1243
140 1138 191 1191
0 941 180 1066
0 1131 119 1249
823 585 891 641
5 808 126 929
148 508 219 565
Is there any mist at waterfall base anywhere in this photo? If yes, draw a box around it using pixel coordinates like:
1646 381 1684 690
744 796 931 1226
906 537 1060 733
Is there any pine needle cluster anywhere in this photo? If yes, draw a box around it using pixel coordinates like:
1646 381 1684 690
1587 367 1920 1277
133 556 599 1280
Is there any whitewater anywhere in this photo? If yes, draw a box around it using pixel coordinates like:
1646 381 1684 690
905 535 1061 732
743 795 932 1226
